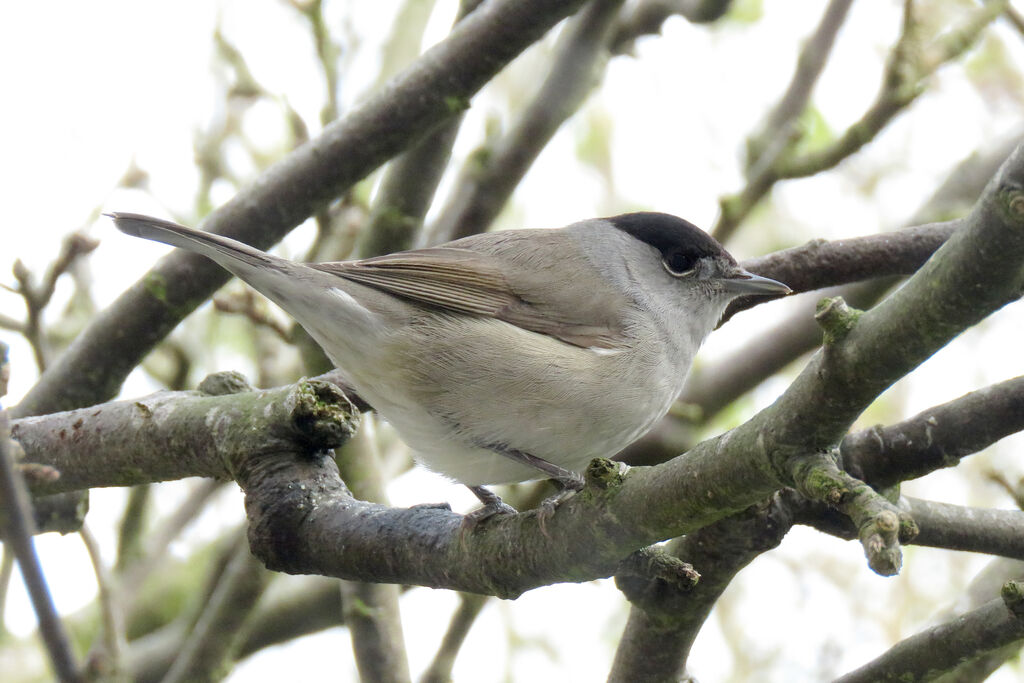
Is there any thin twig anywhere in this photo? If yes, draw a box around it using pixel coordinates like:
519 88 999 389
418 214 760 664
337 421 412 683
427 0 626 244
80 523 126 679
1005 4 1024 36
0 546 13 639
420 593 490 683
777 0 1008 179
114 485 151 573
0 411 81 682
10 232 98 372
713 0 854 242
291 0 340 125
714 0 1008 242
213 290 293 342
119 481 227 604
160 531 272 683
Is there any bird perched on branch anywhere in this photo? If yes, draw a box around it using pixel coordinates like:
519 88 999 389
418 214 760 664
110 211 789 523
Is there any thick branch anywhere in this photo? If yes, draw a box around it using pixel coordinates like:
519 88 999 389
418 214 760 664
12 377 357 497
236 449 784 596
13 0 588 418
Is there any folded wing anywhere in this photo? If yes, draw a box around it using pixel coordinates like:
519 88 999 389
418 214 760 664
313 232 631 349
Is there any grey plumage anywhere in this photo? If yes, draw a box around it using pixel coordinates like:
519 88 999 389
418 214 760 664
109 212 788 493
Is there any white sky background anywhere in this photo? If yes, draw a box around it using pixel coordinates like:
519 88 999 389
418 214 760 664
2 0 1024 681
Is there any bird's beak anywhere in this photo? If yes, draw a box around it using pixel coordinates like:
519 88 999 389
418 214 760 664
721 268 791 296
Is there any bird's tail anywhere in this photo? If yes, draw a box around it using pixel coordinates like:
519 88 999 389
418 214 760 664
107 212 280 274
108 212 383 357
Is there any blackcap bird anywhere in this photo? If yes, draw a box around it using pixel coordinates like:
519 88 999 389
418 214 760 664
109 212 789 522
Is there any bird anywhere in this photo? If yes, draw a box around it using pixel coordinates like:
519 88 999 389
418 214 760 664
108 211 789 522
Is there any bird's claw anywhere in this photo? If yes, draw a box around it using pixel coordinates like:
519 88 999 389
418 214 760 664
536 474 585 535
460 498 518 536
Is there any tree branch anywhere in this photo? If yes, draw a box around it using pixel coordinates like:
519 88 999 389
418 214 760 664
905 499 1024 560
723 220 959 321
789 449 915 575
11 375 358 498
792 495 1024 562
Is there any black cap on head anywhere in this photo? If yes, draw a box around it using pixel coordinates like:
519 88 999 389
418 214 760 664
607 212 733 273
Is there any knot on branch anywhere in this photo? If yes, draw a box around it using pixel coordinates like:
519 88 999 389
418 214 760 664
790 453 916 576
585 457 627 490
225 379 359 488
815 296 862 345
283 379 361 450
1004 190 1024 223
198 370 253 396
1002 580 1024 618
614 546 700 612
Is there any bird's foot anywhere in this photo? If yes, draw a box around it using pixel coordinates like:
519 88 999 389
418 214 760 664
537 472 585 535
461 485 518 535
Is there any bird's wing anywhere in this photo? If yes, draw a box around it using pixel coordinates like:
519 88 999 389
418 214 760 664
313 232 632 349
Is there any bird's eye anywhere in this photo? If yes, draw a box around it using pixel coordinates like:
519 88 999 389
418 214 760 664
662 249 695 277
